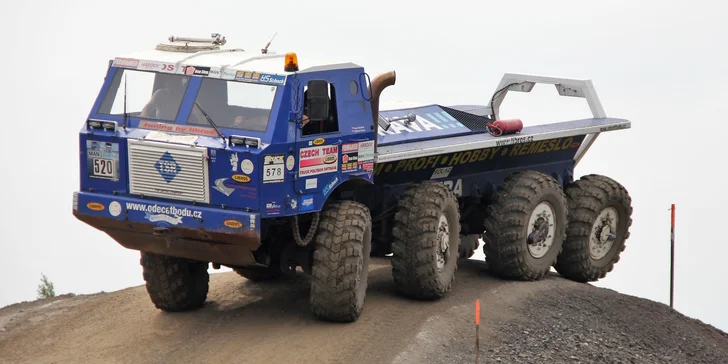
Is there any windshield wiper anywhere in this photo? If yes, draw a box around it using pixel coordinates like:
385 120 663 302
193 101 226 145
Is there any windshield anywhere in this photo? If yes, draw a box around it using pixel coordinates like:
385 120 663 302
187 78 277 132
97 69 190 122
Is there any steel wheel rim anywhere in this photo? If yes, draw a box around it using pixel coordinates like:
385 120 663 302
590 207 619 260
527 201 556 259
436 213 450 271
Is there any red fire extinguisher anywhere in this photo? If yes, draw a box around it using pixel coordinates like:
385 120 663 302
488 119 523 136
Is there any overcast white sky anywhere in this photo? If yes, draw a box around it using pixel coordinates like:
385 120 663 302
1 0 726 332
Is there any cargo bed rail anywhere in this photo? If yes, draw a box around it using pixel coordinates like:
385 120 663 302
486 73 610 166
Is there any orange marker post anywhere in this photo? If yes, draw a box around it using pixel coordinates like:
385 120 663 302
670 204 676 308
475 299 480 363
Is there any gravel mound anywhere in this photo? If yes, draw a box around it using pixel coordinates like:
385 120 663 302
480 277 728 364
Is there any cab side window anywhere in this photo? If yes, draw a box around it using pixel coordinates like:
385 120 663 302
302 83 339 136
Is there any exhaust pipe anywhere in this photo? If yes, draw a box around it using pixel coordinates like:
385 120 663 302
369 71 396 135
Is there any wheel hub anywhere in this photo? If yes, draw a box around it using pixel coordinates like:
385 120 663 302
589 207 619 260
527 202 556 259
436 214 450 271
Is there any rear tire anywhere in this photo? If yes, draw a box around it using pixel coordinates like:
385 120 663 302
483 170 568 280
391 182 461 300
554 174 633 282
140 252 209 312
310 200 372 322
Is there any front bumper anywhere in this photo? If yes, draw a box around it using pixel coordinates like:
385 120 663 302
73 191 261 266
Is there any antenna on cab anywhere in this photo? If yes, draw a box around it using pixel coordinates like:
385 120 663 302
261 32 278 54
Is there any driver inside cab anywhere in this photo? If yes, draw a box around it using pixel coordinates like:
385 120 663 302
140 74 190 120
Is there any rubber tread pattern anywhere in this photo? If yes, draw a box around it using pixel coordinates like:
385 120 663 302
140 252 209 312
391 182 461 300
554 174 633 282
310 200 372 322
483 170 568 280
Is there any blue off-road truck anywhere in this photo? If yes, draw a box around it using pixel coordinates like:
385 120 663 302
73 33 633 322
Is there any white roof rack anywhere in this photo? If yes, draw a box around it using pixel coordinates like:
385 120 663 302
156 33 228 53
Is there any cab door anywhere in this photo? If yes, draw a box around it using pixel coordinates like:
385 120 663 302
293 80 342 213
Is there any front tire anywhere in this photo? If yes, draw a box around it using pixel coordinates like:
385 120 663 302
140 252 209 312
483 171 568 280
391 182 461 300
309 200 372 322
554 174 633 282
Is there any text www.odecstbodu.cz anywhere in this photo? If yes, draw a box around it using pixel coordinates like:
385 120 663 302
125 202 203 219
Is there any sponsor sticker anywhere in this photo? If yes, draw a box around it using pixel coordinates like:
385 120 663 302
139 120 218 137
305 178 317 189
230 153 239 172
342 143 358 153
265 201 282 215
286 155 295 171
300 195 314 212
221 70 236 79
263 154 285 183
109 201 122 217
232 174 251 183
313 138 325 146
224 220 243 229
112 58 139 68
351 126 367 133
138 61 161 70
431 166 453 179
259 74 286 85
600 124 628 132
299 145 339 177
184 66 211 76
145 131 198 145
87 202 104 211
322 177 338 196
212 178 257 199
241 159 254 175
357 141 374 161
125 202 203 220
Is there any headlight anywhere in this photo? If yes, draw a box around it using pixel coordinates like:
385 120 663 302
229 135 260 148
87 119 118 132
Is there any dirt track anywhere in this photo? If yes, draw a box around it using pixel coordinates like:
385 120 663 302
1 258 727 364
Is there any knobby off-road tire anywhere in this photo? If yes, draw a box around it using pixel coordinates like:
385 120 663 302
233 266 282 282
310 200 372 322
554 174 633 282
483 170 568 280
140 252 209 312
391 182 461 300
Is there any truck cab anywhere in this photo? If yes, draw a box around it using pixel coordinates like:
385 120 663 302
73 34 381 275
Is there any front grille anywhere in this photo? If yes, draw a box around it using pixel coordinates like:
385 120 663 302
127 139 210 204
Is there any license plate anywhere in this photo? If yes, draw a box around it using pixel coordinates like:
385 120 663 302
92 158 115 178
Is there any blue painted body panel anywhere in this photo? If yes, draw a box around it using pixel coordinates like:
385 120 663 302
75 191 259 234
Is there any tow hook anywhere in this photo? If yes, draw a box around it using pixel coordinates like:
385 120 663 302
153 227 170 235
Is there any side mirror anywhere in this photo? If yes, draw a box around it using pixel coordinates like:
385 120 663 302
306 80 330 121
